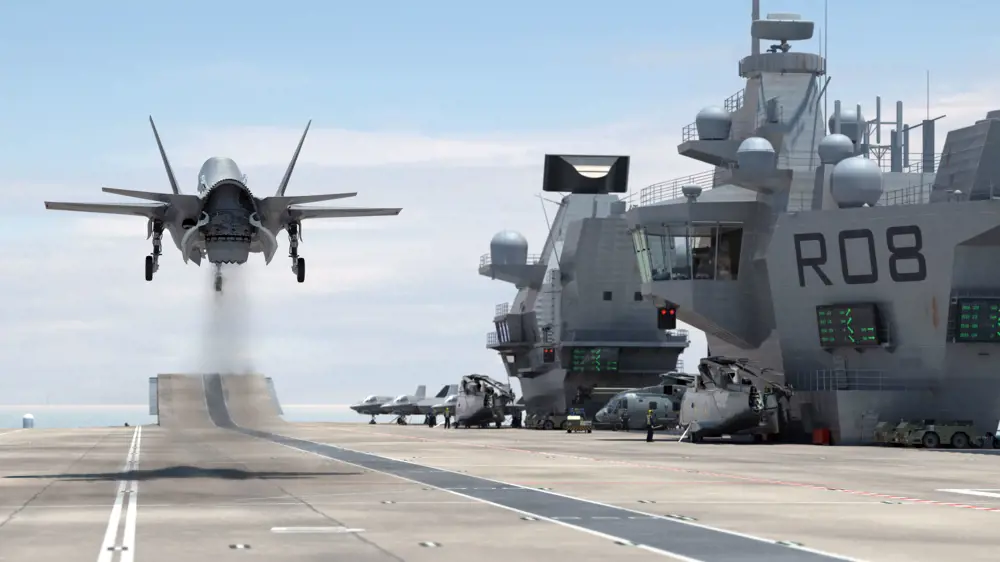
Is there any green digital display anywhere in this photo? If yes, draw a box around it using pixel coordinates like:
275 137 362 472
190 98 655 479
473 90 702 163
570 347 620 372
954 298 1000 342
816 304 881 348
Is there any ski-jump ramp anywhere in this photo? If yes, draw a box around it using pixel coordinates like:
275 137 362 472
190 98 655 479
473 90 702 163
151 373 285 430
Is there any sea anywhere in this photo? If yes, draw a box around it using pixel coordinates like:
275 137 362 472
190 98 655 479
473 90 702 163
0 405 360 429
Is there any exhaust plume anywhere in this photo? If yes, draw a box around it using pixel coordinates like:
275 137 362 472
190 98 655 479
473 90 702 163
197 264 256 374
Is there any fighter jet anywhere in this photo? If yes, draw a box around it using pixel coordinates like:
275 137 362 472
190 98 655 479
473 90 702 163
679 356 793 443
44 117 402 292
382 385 457 423
431 394 458 416
349 394 395 424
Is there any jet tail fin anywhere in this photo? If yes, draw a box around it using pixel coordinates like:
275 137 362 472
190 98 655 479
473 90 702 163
148 116 181 195
434 385 451 398
275 120 312 196
415 385 426 399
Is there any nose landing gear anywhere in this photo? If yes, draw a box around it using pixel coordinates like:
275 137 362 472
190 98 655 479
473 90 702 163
145 220 163 282
288 222 305 283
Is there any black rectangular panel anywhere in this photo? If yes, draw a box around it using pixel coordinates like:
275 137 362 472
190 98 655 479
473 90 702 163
816 303 881 347
954 298 1000 342
542 154 629 193
570 347 620 372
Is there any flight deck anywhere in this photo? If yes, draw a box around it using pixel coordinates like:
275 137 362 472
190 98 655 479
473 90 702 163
1 374 996 562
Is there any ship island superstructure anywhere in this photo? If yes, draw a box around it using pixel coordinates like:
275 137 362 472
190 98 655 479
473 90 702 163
625 0 1000 443
478 155 689 429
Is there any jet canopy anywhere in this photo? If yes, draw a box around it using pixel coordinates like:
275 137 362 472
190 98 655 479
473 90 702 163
393 396 410 404
362 396 379 404
197 157 248 192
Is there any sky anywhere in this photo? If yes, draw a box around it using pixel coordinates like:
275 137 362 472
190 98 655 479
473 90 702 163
1 0 999 405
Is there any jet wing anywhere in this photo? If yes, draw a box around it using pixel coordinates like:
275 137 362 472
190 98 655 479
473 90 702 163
287 205 402 221
44 201 168 218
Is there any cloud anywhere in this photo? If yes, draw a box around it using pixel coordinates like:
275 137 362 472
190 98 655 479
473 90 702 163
11 76 996 406
2 116 714 406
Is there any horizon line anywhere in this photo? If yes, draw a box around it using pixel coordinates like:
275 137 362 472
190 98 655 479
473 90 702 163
0 404 354 409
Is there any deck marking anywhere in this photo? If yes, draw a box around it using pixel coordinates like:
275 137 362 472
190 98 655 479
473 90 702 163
201 374 860 562
96 427 141 562
336 427 1000 513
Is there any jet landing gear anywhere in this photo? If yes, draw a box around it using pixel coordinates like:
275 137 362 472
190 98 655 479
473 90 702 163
145 220 164 282
288 222 305 283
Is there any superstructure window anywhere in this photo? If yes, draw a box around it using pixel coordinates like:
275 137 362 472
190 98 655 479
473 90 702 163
641 222 743 281
603 291 612 301
634 291 643 301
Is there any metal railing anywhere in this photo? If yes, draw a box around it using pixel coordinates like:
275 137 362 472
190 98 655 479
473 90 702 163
479 253 544 268
724 90 744 113
486 331 499 346
634 151 942 208
494 302 510 317
785 369 939 392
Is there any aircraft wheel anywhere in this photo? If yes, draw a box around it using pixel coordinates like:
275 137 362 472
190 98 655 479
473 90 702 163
296 257 306 283
542 420 554 430
559 420 569 430
145 256 154 281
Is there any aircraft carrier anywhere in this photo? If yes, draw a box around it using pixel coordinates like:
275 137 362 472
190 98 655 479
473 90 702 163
478 157 690 427
625 0 1000 444
2 373 998 562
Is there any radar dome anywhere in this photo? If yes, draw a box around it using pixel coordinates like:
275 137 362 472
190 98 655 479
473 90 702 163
490 230 529 265
818 134 855 165
736 137 776 173
681 185 703 200
695 106 732 141
827 107 865 143
830 156 883 208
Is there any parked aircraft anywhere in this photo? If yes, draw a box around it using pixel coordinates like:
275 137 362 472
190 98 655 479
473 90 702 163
454 374 514 428
382 385 457 421
349 394 395 424
594 374 690 430
44 118 402 292
680 356 793 443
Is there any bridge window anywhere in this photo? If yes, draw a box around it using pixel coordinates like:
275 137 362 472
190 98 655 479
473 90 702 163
603 291 612 301
637 223 743 281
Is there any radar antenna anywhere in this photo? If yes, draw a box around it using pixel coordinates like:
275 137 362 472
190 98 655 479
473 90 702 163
767 40 792 53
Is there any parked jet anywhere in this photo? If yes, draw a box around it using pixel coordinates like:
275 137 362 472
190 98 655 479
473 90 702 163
44 117 402 292
680 356 793 443
431 394 458 416
349 394 395 424
382 385 457 422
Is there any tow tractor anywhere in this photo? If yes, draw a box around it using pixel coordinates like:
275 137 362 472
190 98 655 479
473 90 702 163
873 419 999 449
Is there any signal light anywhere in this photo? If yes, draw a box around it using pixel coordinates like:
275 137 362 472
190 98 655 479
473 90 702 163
543 347 555 363
657 306 677 330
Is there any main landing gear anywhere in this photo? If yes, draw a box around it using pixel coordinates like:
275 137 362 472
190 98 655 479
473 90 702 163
288 222 306 283
145 220 163 282
214 264 223 293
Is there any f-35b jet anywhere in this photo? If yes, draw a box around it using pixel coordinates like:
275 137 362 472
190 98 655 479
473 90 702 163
44 117 402 291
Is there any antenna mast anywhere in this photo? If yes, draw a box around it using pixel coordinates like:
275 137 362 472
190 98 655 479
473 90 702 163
824 0 829 126
751 0 760 56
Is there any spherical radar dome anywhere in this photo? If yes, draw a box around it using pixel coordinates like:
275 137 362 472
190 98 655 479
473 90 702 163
818 134 855 165
828 107 866 143
489 230 529 265
695 106 732 141
830 156 883 208
736 136 776 173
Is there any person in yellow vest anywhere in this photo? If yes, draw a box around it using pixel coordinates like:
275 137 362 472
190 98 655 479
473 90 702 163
444 407 452 429
645 408 655 442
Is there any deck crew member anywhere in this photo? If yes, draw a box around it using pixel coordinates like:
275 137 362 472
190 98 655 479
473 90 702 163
646 408 655 442
444 407 452 429
621 410 630 432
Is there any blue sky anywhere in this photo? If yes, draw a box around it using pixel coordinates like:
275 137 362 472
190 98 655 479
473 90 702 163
1 0 999 405
5 0 999 174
